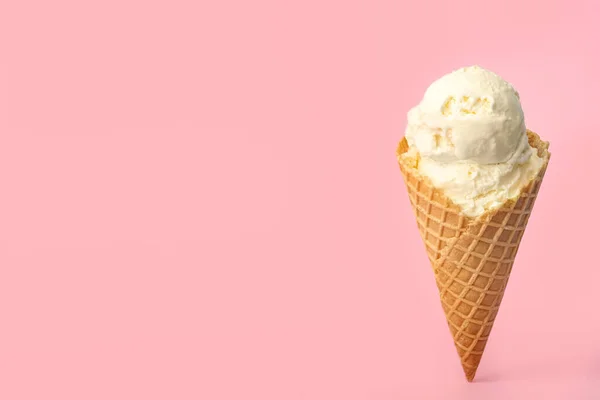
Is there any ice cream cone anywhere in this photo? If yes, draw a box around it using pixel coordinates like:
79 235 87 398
397 130 550 382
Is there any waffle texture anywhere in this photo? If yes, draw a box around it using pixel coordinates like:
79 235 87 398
397 130 550 382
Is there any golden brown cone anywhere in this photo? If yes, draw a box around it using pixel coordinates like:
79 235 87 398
397 130 550 382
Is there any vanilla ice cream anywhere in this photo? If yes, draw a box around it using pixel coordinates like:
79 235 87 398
403 66 544 217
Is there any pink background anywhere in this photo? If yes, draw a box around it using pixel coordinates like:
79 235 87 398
1 0 599 399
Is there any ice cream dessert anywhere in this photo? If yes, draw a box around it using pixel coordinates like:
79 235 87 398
396 66 550 381
404 66 544 217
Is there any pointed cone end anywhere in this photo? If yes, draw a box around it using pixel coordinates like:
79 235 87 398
463 366 477 382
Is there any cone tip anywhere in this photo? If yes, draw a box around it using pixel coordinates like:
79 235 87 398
464 368 477 382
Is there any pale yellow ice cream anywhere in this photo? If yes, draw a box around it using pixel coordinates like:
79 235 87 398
404 66 543 217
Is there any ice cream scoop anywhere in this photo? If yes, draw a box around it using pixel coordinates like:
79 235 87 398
406 65 529 165
403 65 544 217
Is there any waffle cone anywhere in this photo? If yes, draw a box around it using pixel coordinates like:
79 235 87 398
397 130 550 382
